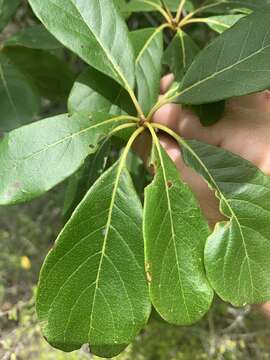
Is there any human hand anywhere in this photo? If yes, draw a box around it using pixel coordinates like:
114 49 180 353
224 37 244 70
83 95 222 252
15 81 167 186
148 74 270 317
152 74 270 228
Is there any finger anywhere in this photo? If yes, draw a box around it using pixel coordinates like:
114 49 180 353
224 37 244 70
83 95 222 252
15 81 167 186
227 91 270 113
152 101 182 132
153 103 223 146
159 134 223 227
176 107 223 146
160 73 174 94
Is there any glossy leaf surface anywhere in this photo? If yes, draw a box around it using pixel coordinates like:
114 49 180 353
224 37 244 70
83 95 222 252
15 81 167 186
198 0 270 15
178 8 270 104
163 30 199 81
37 162 150 355
182 140 270 306
28 0 135 90
68 67 134 116
0 112 133 205
125 0 189 12
131 28 163 114
205 15 245 33
144 139 213 325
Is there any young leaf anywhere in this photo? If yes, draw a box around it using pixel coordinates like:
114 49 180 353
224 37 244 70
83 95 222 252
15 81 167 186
130 28 163 114
0 0 20 31
68 67 135 116
37 161 151 355
181 140 270 306
28 0 135 91
3 47 74 101
4 25 61 50
144 131 213 325
198 0 270 15
0 53 40 131
177 8 270 104
204 15 245 34
0 112 135 205
125 0 187 12
163 30 199 81
125 0 166 12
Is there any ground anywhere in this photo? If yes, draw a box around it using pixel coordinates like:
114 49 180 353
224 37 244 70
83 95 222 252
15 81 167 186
1 190 270 360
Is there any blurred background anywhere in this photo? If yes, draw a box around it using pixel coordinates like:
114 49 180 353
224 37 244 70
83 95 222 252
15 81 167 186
1 1 270 359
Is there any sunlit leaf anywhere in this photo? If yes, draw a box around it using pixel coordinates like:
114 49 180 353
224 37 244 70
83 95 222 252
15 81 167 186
144 136 213 325
0 112 134 205
177 8 270 104
37 162 151 355
181 140 270 306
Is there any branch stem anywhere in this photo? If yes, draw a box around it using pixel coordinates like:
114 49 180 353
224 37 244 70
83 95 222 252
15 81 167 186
175 0 186 23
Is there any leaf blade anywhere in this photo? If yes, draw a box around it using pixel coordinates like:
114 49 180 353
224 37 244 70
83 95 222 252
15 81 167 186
37 161 151 354
0 113 134 205
178 8 270 104
144 133 213 325
181 140 270 306
163 30 199 81
131 27 164 115
28 0 135 90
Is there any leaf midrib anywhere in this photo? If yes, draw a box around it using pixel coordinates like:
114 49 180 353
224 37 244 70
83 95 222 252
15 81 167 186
88 127 144 341
19 116 129 161
177 30 186 69
181 140 254 298
72 0 134 92
136 25 164 64
177 22 270 99
151 131 191 322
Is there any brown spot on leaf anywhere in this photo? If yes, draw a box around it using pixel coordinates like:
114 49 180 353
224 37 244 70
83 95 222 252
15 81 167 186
167 180 173 188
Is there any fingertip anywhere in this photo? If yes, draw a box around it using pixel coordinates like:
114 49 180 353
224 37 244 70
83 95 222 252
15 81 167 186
158 134 184 166
152 103 181 132
160 73 175 94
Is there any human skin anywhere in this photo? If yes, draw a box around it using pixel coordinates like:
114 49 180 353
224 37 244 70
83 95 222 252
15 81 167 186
139 74 270 318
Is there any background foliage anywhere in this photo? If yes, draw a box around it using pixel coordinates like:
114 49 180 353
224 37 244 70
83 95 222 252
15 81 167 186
2 1 270 359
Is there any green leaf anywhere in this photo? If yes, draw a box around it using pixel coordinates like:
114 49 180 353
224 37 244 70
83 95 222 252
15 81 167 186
68 67 135 116
163 30 199 81
187 100 225 126
0 0 19 31
177 8 270 104
205 15 245 33
62 140 111 222
0 112 134 205
198 0 270 15
144 135 213 325
125 0 165 12
4 25 61 49
0 53 40 131
28 0 135 91
181 140 270 306
3 47 74 101
130 28 163 115
37 161 151 355
125 0 187 12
